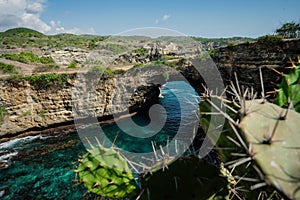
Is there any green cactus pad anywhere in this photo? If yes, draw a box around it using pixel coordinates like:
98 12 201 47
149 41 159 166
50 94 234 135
76 147 138 199
239 100 300 199
140 156 229 200
274 63 300 112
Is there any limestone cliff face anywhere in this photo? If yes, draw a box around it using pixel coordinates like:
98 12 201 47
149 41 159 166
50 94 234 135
2 39 299 139
0 67 169 139
211 39 300 94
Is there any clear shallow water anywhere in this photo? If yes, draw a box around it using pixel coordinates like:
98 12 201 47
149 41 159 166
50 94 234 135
0 81 200 199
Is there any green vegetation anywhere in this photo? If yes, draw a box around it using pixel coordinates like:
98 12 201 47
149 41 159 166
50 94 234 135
22 111 31 116
67 60 77 68
199 65 300 199
75 142 138 199
1 27 45 38
23 73 70 89
98 43 130 54
208 48 216 56
195 52 211 60
0 28 106 49
75 140 230 199
39 110 45 118
0 52 55 64
163 72 169 81
49 34 106 49
192 36 255 44
133 63 144 68
226 42 235 48
91 66 125 75
274 61 300 112
275 21 300 38
0 104 7 125
134 48 147 55
132 60 167 69
257 35 283 44
133 57 186 70
0 62 15 73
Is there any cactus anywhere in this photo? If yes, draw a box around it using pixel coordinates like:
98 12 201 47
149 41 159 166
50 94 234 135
239 99 300 199
200 89 300 199
274 60 300 112
75 141 138 199
139 156 230 200
199 95 243 162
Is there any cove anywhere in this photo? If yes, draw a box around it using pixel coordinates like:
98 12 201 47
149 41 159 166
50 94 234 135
0 81 200 199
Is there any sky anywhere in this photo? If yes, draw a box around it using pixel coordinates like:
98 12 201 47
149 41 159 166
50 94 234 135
0 0 299 38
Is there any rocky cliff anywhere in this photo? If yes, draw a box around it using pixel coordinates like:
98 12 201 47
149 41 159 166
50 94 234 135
0 67 172 140
211 38 300 94
1 38 300 140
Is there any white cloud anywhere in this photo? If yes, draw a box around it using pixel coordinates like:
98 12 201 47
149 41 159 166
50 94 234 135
22 12 51 32
162 14 171 21
48 19 96 35
155 14 171 24
26 2 44 14
0 0 95 35
0 0 50 33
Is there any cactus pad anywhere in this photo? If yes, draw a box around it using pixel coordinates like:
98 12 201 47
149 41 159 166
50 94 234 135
76 146 138 199
239 100 300 199
274 62 300 112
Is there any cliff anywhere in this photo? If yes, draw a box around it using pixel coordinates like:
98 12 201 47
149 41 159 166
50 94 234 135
0 67 171 140
211 38 300 94
1 37 300 140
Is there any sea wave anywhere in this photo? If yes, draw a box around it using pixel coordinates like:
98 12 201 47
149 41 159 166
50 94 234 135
0 135 52 151
0 135 39 151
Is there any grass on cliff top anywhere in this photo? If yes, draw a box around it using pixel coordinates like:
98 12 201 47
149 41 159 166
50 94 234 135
91 66 126 75
24 73 70 89
133 56 186 69
0 62 16 73
0 51 55 64
4 73 72 90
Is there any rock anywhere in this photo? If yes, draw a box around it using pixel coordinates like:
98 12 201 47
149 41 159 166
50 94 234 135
0 68 163 139
211 39 300 95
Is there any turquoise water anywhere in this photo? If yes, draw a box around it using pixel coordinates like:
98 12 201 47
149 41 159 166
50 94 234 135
0 81 200 199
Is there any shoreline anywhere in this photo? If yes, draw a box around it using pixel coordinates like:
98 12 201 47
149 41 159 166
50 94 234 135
0 112 138 143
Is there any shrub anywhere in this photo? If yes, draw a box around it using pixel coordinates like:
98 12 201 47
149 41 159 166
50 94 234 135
24 73 69 89
257 35 283 44
0 104 7 125
0 62 15 73
40 56 55 64
91 66 106 73
0 52 55 64
68 60 77 68
39 110 45 118
134 48 147 56
133 63 144 68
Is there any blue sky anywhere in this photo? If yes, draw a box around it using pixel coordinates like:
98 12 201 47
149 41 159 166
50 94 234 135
0 0 299 37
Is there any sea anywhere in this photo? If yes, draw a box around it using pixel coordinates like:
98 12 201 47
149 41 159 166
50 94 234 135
0 81 200 199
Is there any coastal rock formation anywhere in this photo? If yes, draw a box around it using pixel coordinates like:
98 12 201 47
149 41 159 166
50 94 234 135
0 67 169 139
44 47 89 66
211 38 300 94
1 38 300 140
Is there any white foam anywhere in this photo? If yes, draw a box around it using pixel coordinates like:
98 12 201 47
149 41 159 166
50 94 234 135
0 135 51 151
0 151 18 163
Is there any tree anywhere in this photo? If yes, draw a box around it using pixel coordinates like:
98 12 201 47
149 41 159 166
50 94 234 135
275 22 300 38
